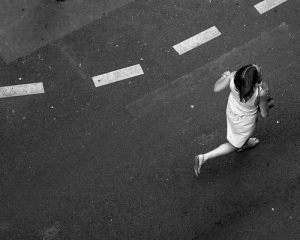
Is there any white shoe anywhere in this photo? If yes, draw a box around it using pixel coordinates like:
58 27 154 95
237 138 260 152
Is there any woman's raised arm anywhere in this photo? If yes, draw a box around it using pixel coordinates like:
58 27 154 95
214 71 232 92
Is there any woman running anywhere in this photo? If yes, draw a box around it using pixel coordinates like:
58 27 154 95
194 64 272 177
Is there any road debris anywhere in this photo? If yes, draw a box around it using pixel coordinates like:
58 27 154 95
40 222 60 240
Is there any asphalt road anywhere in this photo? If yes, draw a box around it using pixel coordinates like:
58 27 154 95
0 0 299 239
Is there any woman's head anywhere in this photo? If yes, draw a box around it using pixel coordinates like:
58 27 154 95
234 64 262 102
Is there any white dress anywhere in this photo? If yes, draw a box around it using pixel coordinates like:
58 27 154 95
226 73 259 148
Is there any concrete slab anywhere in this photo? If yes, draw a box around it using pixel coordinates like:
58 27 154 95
0 0 135 62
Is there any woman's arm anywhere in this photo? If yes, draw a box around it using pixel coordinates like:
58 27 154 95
259 89 270 118
214 71 232 92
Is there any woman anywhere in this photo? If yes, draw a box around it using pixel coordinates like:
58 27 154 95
194 64 272 177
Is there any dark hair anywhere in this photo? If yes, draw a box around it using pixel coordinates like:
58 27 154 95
234 64 261 102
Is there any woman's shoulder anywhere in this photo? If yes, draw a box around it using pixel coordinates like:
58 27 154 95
228 71 237 85
230 71 237 78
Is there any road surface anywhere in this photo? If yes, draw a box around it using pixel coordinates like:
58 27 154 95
0 0 299 239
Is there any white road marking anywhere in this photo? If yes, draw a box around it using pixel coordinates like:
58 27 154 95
173 26 221 55
254 0 288 14
0 82 44 98
92 64 144 87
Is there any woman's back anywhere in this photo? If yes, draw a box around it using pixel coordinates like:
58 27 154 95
227 72 258 117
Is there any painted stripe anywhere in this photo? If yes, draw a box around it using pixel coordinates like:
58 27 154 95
254 0 288 14
92 64 144 87
0 82 44 98
173 26 221 55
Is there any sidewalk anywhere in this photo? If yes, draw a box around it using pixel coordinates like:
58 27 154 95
0 0 134 62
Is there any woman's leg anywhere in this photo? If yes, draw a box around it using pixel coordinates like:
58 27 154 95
194 142 238 176
201 142 238 162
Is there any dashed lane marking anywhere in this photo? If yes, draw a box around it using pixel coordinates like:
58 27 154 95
173 26 221 55
0 82 45 98
92 64 144 87
255 0 288 14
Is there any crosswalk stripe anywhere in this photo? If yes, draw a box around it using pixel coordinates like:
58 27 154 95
254 0 288 14
92 64 144 87
173 26 221 55
0 82 45 98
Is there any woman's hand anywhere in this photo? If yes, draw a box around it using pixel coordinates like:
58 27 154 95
221 71 231 78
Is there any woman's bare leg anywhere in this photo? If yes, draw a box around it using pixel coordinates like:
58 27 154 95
201 142 237 162
194 142 238 176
